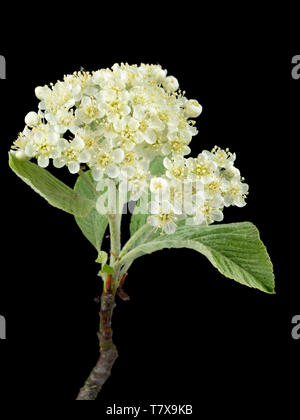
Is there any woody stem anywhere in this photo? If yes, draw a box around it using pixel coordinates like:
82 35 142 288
76 213 121 400
76 291 118 400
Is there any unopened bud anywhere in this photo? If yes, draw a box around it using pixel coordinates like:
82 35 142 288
163 76 179 92
25 111 40 127
35 86 46 100
154 69 167 83
184 99 203 118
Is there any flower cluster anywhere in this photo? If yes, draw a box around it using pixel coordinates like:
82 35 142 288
11 63 248 233
147 146 248 233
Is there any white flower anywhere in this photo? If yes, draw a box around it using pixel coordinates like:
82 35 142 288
186 153 217 184
76 96 104 124
207 146 236 168
193 201 224 225
53 137 85 173
204 177 226 204
50 109 77 134
161 137 191 156
148 201 177 234
164 156 187 180
150 177 168 193
25 126 60 167
223 181 249 207
90 148 124 180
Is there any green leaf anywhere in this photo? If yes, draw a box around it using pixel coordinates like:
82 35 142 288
149 155 166 176
9 152 94 217
96 251 108 265
102 264 114 274
74 170 108 251
120 222 275 294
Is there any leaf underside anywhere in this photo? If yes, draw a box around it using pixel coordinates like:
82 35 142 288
9 152 93 217
149 155 166 177
124 222 275 294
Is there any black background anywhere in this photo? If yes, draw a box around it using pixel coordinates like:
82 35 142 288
0 16 299 414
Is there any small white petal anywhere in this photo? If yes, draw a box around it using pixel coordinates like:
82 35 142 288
106 164 119 178
92 167 104 181
112 148 124 163
154 69 167 83
25 143 36 157
79 150 90 163
194 213 205 225
211 209 224 222
48 132 59 145
148 215 160 227
50 149 60 159
164 222 176 234
37 156 49 168
184 202 195 215
161 144 171 155
68 162 80 174
53 157 65 168
163 157 172 169
144 129 156 144
35 86 48 100
128 118 139 130
72 137 85 150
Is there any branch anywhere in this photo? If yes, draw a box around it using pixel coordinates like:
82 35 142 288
119 223 151 259
108 213 121 266
76 291 118 400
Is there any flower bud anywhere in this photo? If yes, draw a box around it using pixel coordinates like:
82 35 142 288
35 86 45 100
184 99 203 118
163 76 179 92
25 111 40 127
154 69 167 83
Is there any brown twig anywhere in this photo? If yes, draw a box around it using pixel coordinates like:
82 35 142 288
76 292 118 400
105 274 112 293
117 273 130 301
